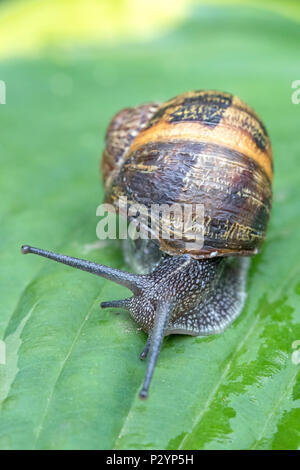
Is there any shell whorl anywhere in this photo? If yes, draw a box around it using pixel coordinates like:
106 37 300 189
102 90 273 259
101 102 160 192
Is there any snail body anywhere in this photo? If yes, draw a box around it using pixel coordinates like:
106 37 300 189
22 90 273 399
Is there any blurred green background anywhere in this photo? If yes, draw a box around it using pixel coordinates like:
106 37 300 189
0 0 300 450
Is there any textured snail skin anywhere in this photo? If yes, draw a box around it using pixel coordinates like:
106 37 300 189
21 241 249 399
103 90 273 258
109 250 249 336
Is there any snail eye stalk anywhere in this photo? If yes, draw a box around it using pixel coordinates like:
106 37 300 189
21 245 143 294
21 244 172 399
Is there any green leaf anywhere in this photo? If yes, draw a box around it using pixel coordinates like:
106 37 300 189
0 4 300 450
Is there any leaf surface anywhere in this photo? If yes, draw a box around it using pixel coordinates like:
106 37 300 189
0 4 300 450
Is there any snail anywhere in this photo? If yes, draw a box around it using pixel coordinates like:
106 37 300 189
21 90 273 399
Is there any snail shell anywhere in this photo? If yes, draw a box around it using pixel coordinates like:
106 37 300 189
102 90 273 258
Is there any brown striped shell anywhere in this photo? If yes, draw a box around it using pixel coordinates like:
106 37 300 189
101 90 273 259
